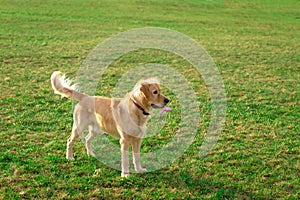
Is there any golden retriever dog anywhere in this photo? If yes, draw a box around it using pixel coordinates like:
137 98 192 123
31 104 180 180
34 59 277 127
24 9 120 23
50 71 169 177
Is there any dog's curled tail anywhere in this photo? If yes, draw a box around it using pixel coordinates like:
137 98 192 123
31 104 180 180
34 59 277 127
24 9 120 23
50 71 86 101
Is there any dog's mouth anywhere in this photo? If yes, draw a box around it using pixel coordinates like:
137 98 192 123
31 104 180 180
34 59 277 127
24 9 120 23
151 103 168 109
151 98 169 109
151 104 163 109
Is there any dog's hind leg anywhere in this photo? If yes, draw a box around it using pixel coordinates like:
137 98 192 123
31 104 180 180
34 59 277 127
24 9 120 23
66 109 89 160
85 125 97 157
66 125 80 160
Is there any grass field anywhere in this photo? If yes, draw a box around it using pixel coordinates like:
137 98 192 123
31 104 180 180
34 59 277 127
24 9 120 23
1 0 299 199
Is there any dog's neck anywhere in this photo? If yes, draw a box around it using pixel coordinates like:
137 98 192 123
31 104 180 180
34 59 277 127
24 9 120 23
130 98 150 116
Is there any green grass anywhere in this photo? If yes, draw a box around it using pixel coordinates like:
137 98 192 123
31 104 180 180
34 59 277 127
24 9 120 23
1 0 299 199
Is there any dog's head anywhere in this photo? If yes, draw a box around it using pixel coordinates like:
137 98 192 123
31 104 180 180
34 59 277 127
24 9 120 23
132 78 169 109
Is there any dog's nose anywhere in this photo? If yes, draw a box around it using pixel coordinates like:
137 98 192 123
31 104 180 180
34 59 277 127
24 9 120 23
164 98 169 104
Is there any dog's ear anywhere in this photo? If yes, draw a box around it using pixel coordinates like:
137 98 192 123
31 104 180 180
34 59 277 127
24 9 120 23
140 83 150 97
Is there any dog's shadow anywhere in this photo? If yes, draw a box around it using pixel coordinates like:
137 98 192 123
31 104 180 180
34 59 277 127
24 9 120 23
90 157 238 199
138 169 237 199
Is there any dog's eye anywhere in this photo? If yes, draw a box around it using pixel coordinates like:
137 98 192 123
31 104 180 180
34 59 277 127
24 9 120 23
153 90 158 94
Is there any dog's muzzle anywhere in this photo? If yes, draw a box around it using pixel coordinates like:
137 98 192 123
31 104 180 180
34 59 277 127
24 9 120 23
151 98 169 109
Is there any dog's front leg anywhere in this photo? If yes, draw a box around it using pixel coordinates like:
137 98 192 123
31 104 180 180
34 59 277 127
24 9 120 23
132 138 147 173
120 137 130 177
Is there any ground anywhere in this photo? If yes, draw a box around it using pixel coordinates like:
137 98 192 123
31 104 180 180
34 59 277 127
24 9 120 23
0 0 299 199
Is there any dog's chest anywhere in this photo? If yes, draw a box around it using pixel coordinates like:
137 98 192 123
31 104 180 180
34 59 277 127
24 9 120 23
112 98 148 137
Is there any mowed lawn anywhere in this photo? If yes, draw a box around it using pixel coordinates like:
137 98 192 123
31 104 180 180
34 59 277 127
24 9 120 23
0 0 299 199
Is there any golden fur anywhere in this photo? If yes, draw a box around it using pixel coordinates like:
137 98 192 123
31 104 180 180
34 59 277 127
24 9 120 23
50 71 169 177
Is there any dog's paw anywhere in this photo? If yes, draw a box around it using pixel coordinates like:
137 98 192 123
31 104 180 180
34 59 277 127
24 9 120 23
66 153 75 160
137 168 147 173
87 151 96 157
66 156 75 160
121 172 130 178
